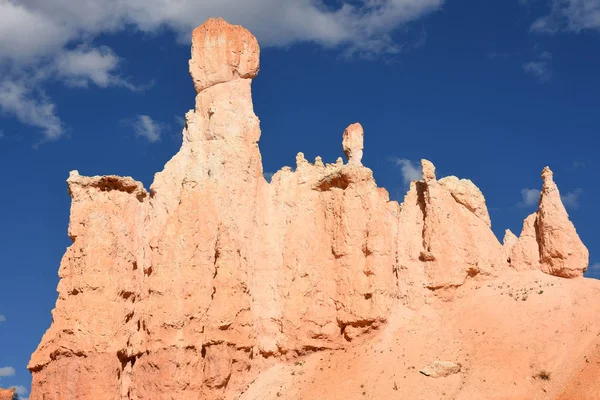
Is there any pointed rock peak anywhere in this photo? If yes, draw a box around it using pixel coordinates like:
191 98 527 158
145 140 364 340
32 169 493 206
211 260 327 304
315 156 324 168
536 166 588 278
541 166 558 193
421 159 436 182
542 166 553 181
189 18 260 93
296 152 309 169
342 123 364 166
503 229 518 247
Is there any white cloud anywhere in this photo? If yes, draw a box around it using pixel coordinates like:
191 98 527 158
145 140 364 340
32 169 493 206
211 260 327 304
561 188 583 209
0 80 63 140
519 188 540 207
0 366 15 377
11 385 28 396
55 46 133 89
174 115 185 129
531 0 600 33
523 60 553 82
130 115 163 143
0 0 444 141
0 314 5 322
0 1 71 63
391 158 422 185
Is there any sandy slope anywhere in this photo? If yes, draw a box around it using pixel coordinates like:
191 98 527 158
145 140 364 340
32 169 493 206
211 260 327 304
240 271 600 400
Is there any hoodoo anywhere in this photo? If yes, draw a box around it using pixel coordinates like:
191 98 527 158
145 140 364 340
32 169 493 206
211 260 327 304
29 18 598 400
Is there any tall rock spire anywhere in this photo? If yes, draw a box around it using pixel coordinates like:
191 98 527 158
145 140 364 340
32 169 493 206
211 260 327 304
509 166 589 278
537 166 589 277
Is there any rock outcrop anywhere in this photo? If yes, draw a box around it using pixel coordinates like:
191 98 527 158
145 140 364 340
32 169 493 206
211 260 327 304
29 18 597 400
537 167 589 277
508 167 589 277
0 388 14 400
342 123 364 166
420 361 462 378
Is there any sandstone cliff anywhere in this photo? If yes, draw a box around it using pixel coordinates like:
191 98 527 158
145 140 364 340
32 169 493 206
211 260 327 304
29 18 598 400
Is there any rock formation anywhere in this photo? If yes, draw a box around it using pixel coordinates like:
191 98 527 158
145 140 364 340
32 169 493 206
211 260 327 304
419 361 462 378
508 167 589 278
342 123 364 166
0 388 14 400
29 18 598 400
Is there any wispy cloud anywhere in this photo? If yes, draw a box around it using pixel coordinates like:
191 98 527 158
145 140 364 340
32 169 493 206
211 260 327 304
590 263 600 270
0 80 63 141
523 49 553 82
390 158 422 185
530 0 600 34
519 188 540 207
0 366 16 377
523 61 552 82
0 315 5 322
561 188 583 209
126 115 164 143
11 385 28 398
55 46 138 90
174 115 185 128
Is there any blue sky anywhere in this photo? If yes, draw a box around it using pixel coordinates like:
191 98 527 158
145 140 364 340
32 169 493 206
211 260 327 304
1 0 599 396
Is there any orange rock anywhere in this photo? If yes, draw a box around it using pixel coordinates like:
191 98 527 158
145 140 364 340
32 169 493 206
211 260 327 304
189 18 260 93
537 167 589 278
509 167 589 278
28 18 598 400
342 123 364 166
0 388 15 400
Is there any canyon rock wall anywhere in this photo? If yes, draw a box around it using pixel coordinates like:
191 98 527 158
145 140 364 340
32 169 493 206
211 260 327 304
29 18 594 400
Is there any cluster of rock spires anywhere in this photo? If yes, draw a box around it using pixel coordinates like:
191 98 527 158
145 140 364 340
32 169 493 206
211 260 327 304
25 18 599 400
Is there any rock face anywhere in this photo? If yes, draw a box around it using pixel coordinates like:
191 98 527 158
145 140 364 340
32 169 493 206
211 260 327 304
0 388 14 400
29 18 598 400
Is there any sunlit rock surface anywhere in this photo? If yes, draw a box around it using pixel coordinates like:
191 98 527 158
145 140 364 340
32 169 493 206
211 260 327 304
29 18 597 400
